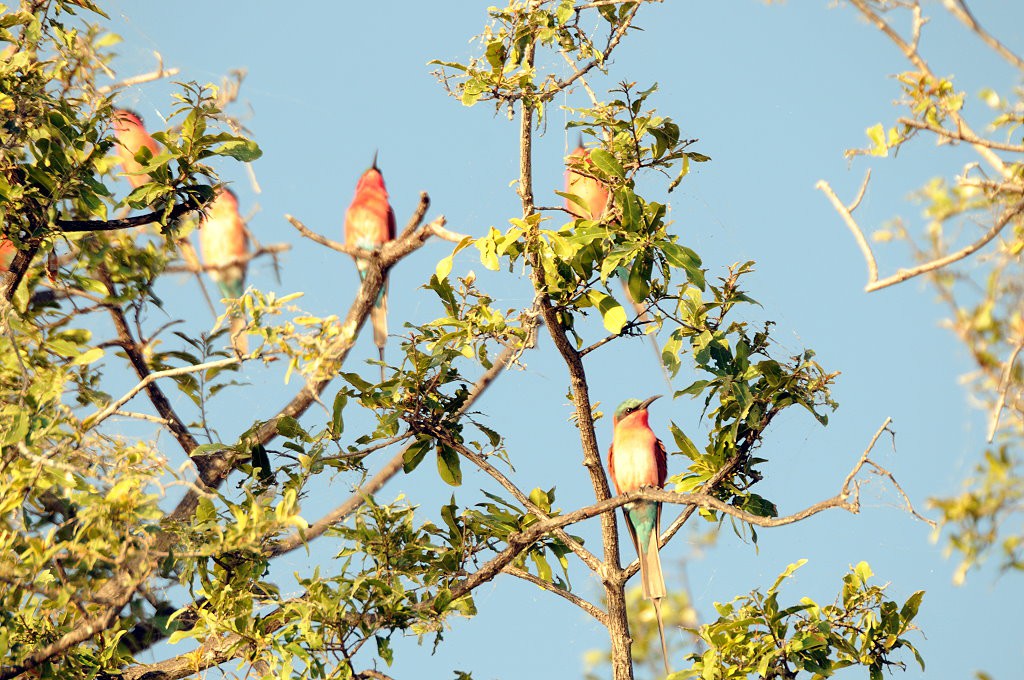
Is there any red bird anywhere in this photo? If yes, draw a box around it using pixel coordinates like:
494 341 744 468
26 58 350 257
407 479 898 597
608 395 671 675
565 142 610 221
0 239 16 273
198 188 250 351
111 109 160 188
344 154 395 379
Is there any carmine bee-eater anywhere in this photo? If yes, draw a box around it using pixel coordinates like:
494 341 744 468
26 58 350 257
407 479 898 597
199 188 250 352
0 239 16 273
344 153 396 381
565 140 610 221
608 394 670 675
566 142 671 388
111 109 160 188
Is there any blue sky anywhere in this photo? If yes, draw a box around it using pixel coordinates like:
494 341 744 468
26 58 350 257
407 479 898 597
100 1 1022 678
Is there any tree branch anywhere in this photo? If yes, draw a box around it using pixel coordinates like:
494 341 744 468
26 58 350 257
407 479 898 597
503 565 608 623
83 357 240 430
942 0 1024 71
847 0 1011 180
898 116 1024 153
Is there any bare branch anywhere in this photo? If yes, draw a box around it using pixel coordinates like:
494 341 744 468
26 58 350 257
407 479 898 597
987 336 1024 443
164 242 291 274
56 196 201 232
943 0 1024 71
84 357 240 430
815 175 878 287
503 565 608 623
286 214 352 254
866 199 1024 291
898 117 1024 153
99 268 200 458
97 51 180 93
847 0 1011 179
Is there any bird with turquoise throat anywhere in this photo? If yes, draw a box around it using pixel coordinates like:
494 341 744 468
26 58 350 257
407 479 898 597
608 394 670 675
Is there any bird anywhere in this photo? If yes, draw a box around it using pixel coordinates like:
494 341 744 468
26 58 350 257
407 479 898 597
0 239 16 272
344 153 396 381
111 109 160 188
565 140 610 221
565 142 671 388
607 394 670 675
198 188 250 352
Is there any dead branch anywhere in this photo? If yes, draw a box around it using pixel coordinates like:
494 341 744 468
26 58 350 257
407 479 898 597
84 357 241 430
942 0 1024 71
987 336 1024 443
503 565 608 623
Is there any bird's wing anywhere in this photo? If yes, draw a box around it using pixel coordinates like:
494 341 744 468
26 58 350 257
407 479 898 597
655 436 668 488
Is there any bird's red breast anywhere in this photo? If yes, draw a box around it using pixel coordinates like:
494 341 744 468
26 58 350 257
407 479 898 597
198 189 249 299
345 167 395 250
609 409 667 494
199 189 248 269
112 109 160 188
565 145 610 220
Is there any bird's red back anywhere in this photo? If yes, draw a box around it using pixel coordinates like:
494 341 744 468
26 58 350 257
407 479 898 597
199 189 248 267
112 109 160 188
345 167 395 250
0 239 16 272
565 145 610 220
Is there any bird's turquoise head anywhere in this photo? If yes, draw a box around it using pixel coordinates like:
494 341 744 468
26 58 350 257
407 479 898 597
613 395 661 423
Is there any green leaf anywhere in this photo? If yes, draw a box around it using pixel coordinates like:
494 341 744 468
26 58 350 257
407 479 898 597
250 443 273 483
586 290 627 334
627 253 652 304
402 436 432 473
854 560 873 585
436 444 462 486
588 148 624 179
670 422 700 459
69 346 104 366
866 123 888 157
330 391 347 437
900 590 925 623
212 138 262 162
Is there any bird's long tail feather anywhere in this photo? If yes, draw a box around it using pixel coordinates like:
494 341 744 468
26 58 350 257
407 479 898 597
652 596 670 677
640 523 670 674
639 518 666 600
371 286 388 382
621 279 672 391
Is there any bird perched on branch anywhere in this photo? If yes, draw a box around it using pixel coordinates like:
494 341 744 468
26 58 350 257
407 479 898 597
566 141 671 387
111 109 160 188
344 153 396 381
608 394 670 675
565 140 611 221
199 188 250 352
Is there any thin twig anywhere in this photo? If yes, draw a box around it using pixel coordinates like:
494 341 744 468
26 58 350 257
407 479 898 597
271 344 520 556
84 357 240 430
815 173 878 287
987 337 1024 443
899 117 1024 153
943 0 1024 71
97 52 179 93
503 565 607 623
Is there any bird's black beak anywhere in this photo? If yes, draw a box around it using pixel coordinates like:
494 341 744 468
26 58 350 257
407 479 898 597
371 149 379 170
638 394 662 411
